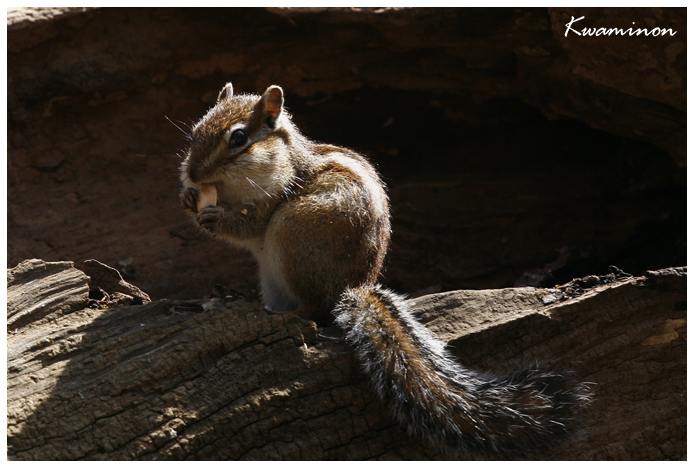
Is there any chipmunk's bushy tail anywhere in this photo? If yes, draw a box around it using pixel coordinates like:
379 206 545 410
333 284 591 457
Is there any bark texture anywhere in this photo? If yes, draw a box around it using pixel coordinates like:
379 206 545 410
7 260 686 460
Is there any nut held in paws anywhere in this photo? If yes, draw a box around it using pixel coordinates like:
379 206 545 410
197 183 218 211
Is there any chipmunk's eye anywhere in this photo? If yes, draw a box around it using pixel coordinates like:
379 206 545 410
229 129 248 149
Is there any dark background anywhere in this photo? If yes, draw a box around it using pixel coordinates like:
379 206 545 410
7 7 686 301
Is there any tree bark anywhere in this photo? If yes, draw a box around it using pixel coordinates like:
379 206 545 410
7 259 686 460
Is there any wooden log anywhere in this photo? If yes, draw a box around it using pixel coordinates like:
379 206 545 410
7 259 90 330
6 260 686 460
80 259 151 303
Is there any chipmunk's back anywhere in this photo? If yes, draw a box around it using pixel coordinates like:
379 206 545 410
180 83 590 458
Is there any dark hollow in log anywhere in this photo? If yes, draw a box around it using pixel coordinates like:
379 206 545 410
7 7 686 301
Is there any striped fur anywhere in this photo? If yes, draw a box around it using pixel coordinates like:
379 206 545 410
333 284 590 458
182 83 590 457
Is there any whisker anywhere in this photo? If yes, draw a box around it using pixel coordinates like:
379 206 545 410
245 176 273 199
165 115 193 141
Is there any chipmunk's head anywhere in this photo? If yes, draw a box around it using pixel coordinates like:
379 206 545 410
180 83 298 204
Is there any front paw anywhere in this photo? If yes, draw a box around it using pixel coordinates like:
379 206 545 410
197 205 225 233
181 187 199 214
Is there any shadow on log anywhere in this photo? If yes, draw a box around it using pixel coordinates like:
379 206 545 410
7 259 686 460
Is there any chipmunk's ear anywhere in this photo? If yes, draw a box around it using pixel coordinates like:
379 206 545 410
260 85 284 128
217 82 233 102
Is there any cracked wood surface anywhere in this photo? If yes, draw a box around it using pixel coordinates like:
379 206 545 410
6 260 686 460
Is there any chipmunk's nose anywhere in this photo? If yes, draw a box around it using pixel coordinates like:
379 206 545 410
187 165 201 184
185 157 209 184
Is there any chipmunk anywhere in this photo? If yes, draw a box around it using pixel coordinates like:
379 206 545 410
179 83 590 457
